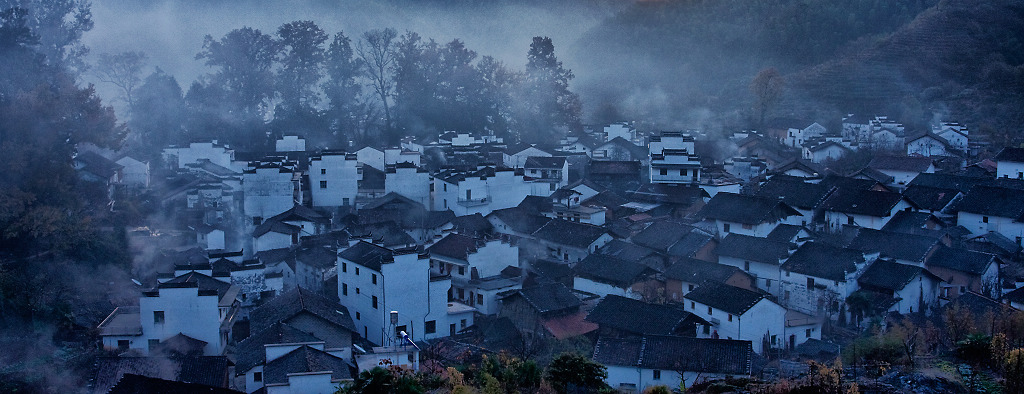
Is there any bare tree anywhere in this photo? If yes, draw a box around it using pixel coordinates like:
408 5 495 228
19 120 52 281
357 28 397 139
94 51 147 110
749 67 784 127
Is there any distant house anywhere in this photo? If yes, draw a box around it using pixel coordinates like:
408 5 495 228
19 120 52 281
994 147 1024 179
926 247 1001 299
663 258 757 301
498 283 597 340
649 132 701 185
592 136 647 162
524 156 569 191
572 254 660 300
427 233 519 310
630 220 716 261
755 177 836 226
684 282 786 353
695 192 803 237
355 146 385 170
308 151 359 207
594 335 752 392
586 295 708 338
433 166 536 216
868 155 935 186
716 233 793 295
844 227 941 266
779 242 869 318
504 145 554 169
530 219 613 264
906 132 952 157
487 207 551 238
252 205 329 253
802 140 852 163
820 188 914 232
856 259 942 315
116 155 151 190
955 185 1024 242
933 121 969 152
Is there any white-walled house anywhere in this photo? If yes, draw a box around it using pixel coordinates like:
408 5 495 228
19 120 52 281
530 219 613 264
504 145 553 168
595 336 752 392
427 233 520 309
355 146 385 170
524 156 569 192
384 163 431 207
696 192 803 238
99 272 239 356
116 155 151 190
955 185 1024 243
716 233 794 296
803 141 852 163
821 188 914 232
856 259 942 315
933 121 968 152
907 132 951 157
275 135 306 152
243 162 299 227
649 132 701 185
308 152 359 207
779 242 870 318
684 282 786 353
338 241 472 345
995 147 1024 180
163 141 235 171
786 122 826 148
432 167 537 216
868 155 935 186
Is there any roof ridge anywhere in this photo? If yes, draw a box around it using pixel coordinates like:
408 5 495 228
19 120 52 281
636 336 647 367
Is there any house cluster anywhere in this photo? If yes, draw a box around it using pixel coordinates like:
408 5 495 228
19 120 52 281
94 116 1024 392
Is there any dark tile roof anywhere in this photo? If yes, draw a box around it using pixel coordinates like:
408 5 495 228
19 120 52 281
448 213 493 235
586 295 707 335
1002 286 1024 305
845 228 939 263
819 175 882 191
628 183 709 206
506 283 581 315
994 147 1024 162
631 220 709 253
781 242 865 282
589 160 640 176
755 178 836 210
488 207 551 234
766 224 805 242
926 247 997 276
944 292 1009 319
868 155 933 173
955 186 1024 220
75 151 123 178
253 220 300 237
593 336 752 375
908 173 992 193
574 254 656 288
716 234 792 265
345 221 415 248
599 136 648 158
236 322 321 373
250 288 357 334
664 258 747 284
95 356 230 393
597 240 663 264
295 245 337 269
532 219 608 249
428 233 479 262
152 333 208 357
820 188 907 217
358 164 386 189
263 345 353 385
161 271 233 300
529 259 575 283
337 241 393 271
525 156 567 169
108 374 240 394
696 192 802 225
684 282 768 315
858 260 936 292
852 167 895 184
901 185 959 212
517 195 554 214
880 211 944 234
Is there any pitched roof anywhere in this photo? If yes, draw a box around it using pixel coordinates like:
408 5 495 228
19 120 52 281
819 174 882 191
250 288 357 334
869 155 933 173
597 136 648 158
74 151 123 178
857 260 938 292
160 271 234 301
589 160 640 176
597 240 663 266
586 295 707 335
345 221 415 248
955 186 1024 220
926 247 997 276
880 211 944 234
820 188 907 217
994 147 1024 163
263 345 353 385
524 156 566 169
755 178 836 210
908 173 991 193
716 234 792 265
108 373 240 394
845 228 939 263
901 185 960 212
574 254 656 288
781 242 865 282
506 283 582 315
448 213 493 235
631 220 711 254
766 224 806 242
696 192 802 225
684 282 768 315
295 245 337 269
337 241 393 271
236 322 321 373
593 336 752 375
663 258 748 284
532 219 608 249
488 207 551 234
428 233 480 262
94 356 230 394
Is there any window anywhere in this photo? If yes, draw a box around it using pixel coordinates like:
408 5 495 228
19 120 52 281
660 168 668 176
321 168 326 175
355 267 359 275
742 223 753 230
425 320 436 334
653 370 662 380
466 189 472 200
477 294 484 305
320 180 327 189
807 278 815 288
343 198 350 206
847 216 854 225
356 312 360 320
765 279 771 287
254 372 263 382
342 262 347 273
744 261 751 271
342 283 348 296
148 339 159 351
450 324 457 336
461 319 467 329
690 301 695 309
117 340 129 350
372 296 378 309
805 328 812 338
688 284 694 291
372 274 377 284
707 306 713 315
458 266 465 276
356 287 360 294
983 216 989 223
728 314 733 322
703 325 711 335
153 311 164 324
723 223 731 233
253 217 263 226
443 183 447 192
679 169 685 176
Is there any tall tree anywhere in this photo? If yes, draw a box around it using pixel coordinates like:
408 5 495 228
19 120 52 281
93 51 147 110
323 30 361 141
544 353 608 393
0 0 93 73
357 28 397 141
128 68 184 155
750 67 784 127
520 36 581 143
276 20 327 113
196 27 278 117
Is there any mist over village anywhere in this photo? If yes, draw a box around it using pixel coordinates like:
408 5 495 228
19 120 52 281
4 0 1024 393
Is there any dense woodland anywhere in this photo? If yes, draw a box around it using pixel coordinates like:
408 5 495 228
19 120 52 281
2 0 1024 392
